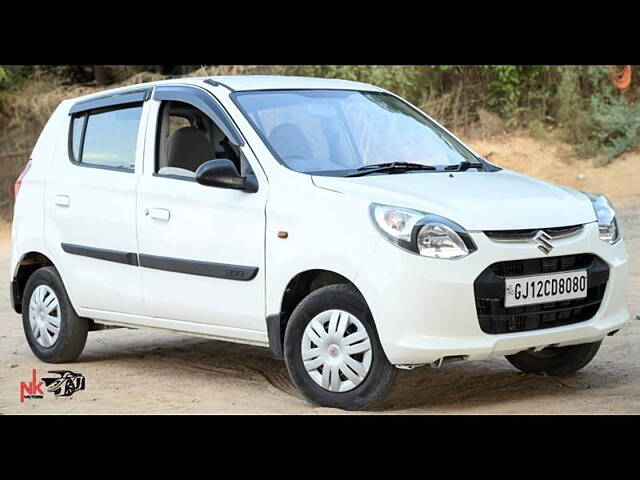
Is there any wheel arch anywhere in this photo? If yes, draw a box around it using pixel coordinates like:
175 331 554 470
267 268 367 358
11 251 57 314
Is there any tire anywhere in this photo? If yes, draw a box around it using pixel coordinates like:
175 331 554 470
21 266 88 363
283 283 397 411
505 340 602 375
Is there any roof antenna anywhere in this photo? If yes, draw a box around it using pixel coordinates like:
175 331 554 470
199 65 209 77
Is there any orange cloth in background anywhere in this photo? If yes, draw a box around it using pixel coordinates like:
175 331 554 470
608 65 632 91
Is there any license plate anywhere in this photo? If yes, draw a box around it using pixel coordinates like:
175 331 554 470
504 270 588 308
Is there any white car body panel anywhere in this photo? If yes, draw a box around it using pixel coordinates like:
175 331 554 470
10 75 630 369
311 169 597 231
10 104 66 277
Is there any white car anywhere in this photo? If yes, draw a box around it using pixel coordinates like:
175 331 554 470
11 75 629 410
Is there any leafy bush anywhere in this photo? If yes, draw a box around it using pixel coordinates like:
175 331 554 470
281 65 424 102
0 65 33 90
556 66 640 164
485 65 551 121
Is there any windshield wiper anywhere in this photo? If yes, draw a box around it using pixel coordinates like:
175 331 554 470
445 160 486 172
346 162 436 177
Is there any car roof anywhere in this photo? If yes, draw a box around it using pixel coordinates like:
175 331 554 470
61 75 385 106
202 75 384 92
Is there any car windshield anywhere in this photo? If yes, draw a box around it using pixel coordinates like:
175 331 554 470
233 89 479 176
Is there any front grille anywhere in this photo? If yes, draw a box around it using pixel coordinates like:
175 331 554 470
474 254 609 334
485 224 583 242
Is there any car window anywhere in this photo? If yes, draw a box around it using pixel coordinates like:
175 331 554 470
69 104 143 171
340 94 452 166
234 90 478 175
70 114 86 161
257 106 331 162
155 101 248 179
256 102 358 171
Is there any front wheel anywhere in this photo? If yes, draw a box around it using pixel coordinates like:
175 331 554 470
283 284 397 411
505 341 602 375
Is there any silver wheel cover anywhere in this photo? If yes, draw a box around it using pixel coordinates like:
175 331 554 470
28 285 61 348
301 309 373 393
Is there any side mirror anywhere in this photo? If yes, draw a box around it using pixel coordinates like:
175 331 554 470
195 159 258 193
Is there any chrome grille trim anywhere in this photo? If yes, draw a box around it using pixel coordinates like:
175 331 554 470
484 224 584 243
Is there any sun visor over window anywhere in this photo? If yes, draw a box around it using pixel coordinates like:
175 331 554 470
69 88 152 115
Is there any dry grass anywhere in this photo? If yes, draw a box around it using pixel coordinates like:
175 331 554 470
466 130 640 208
1 65 632 219
0 65 271 143
0 66 278 218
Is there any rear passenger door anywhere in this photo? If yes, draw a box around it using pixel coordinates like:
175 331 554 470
44 90 150 316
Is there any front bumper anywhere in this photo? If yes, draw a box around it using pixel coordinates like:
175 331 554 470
355 222 630 365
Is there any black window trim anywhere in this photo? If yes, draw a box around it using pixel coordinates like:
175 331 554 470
68 102 145 173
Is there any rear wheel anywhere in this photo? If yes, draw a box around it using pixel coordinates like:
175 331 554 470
505 341 602 375
22 266 88 363
284 284 397 411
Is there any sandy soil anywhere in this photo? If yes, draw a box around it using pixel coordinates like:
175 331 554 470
468 132 640 208
1 133 639 414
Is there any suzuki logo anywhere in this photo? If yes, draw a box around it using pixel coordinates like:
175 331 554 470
533 230 553 254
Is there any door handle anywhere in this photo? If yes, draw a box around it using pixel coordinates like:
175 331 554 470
145 208 170 221
55 195 70 207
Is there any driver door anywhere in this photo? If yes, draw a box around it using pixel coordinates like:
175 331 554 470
136 86 268 334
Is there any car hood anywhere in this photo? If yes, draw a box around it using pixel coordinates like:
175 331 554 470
311 169 596 231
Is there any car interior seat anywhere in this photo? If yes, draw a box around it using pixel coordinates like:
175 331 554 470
167 127 216 172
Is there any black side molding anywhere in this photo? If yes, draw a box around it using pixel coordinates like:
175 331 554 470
69 88 152 115
266 314 284 359
60 243 258 281
61 243 139 266
139 254 258 281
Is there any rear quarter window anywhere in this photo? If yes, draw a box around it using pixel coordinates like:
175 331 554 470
70 114 86 161
69 104 143 171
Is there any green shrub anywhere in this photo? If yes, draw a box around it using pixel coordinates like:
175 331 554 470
281 65 424 102
556 66 640 165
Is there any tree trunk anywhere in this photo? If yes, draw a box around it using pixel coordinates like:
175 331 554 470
93 65 108 86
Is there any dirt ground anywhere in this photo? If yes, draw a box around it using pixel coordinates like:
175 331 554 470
1 133 639 414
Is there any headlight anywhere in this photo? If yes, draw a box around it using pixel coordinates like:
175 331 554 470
586 193 620 244
369 203 476 259
416 223 470 259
